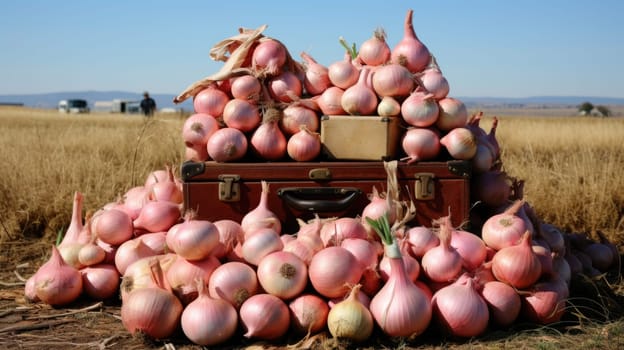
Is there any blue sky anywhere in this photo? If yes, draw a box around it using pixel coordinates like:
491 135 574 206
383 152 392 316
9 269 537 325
1 1 623 98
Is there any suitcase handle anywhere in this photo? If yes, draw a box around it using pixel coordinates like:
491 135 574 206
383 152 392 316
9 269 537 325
277 187 362 212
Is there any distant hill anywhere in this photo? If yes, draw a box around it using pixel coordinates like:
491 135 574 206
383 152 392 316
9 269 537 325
1 91 623 111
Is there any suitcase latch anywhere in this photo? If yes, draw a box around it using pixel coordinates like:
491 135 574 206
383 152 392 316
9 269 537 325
414 173 435 200
309 168 331 180
218 174 241 202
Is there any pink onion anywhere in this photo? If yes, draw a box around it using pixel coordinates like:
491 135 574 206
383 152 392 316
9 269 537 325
341 67 378 115
421 216 463 282
379 253 420 282
358 28 391 66
401 91 439 127
521 277 569 324
405 225 439 258
436 97 468 131
181 280 238 346
288 293 330 335
91 208 133 246
308 246 363 298
280 104 319 136
239 293 290 340
58 192 90 269
181 113 220 153
328 52 359 89
135 231 167 255
250 117 287 161
208 261 258 309
230 74 262 102
257 251 308 300
439 127 477 160
341 238 380 270
207 127 248 162
166 214 219 261
80 264 120 300
34 245 83 306
481 199 528 251
448 219 487 272
212 219 244 260
241 180 281 235
391 9 431 73
491 231 542 289
361 186 397 234
133 200 181 233
400 127 441 164
119 254 177 301
432 276 489 337
316 86 346 115
147 165 183 204
252 39 287 76
471 170 512 207
287 125 321 162
300 51 331 95
416 57 450 100
222 98 261 132
115 237 159 276
267 71 303 103
165 254 220 305
242 227 284 266
372 63 414 98
584 242 615 272
193 86 229 117
480 280 521 327
320 217 368 247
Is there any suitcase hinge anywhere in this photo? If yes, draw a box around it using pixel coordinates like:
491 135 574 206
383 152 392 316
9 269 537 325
218 174 241 202
414 173 435 200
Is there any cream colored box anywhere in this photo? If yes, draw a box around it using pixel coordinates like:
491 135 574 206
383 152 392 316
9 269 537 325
320 115 403 161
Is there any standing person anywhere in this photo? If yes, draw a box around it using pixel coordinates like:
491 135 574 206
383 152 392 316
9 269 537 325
140 91 156 117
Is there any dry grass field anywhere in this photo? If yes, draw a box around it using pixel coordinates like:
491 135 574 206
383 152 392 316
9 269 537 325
0 106 623 349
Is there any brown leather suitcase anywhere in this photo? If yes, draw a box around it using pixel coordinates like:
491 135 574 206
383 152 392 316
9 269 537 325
181 160 471 234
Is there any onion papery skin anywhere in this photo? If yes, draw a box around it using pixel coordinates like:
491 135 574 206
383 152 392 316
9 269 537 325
239 293 290 340
212 219 244 260
372 63 414 98
257 251 308 300
288 293 330 335
308 246 363 298
320 217 369 247
379 253 420 282
400 127 441 164
208 261 258 309
80 264 120 300
421 217 463 283
418 66 450 100
450 227 487 272
193 87 229 117
369 241 432 337
115 237 160 276
391 9 431 73
241 181 282 235
207 127 248 163
357 28 391 66
491 232 542 289
431 277 489 338
119 254 177 301
34 245 83 306
480 280 521 327
165 255 221 305
91 208 134 246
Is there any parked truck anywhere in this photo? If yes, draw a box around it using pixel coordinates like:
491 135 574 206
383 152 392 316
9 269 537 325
58 99 90 114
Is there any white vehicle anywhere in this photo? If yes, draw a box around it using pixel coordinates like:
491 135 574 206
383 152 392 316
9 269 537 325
58 99 90 114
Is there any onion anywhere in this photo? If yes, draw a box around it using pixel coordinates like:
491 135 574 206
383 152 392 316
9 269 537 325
115 237 159 276
288 293 330 335
377 96 402 117
361 186 397 232
80 264 120 300
24 275 39 302
532 239 554 277
222 98 261 132
521 277 569 324
539 223 566 256
327 284 374 342
491 231 542 289
341 67 377 115
181 113 220 154
242 227 284 266
341 238 380 270
480 280 521 327
481 199 528 251
371 63 414 98
91 208 133 246
391 9 431 73
135 231 167 255
379 253 420 282
121 261 183 339
400 127 441 164
401 91 439 127
207 127 248 162
320 217 368 247
308 246 363 298
78 239 106 267
439 127 477 160
252 38 287 76
280 104 319 136
34 245 83 306
584 242 615 272
366 215 432 337
300 51 331 95
328 52 359 89
241 180 282 235
133 200 181 233
181 279 238 346
405 225 439 258
193 86 229 117
421 216 463 283
448 220 487 272
165 254 220 305
250 115 287 161
121 186 148 220
436 97 468 131
287 125 321 162
58 192 90 269
267 70 303 103
208 261 258 309
257 251 308 300
119 254 177 301
416 56 450 100
166 214 219 261
316 86 346 115
432 276 489 337
212 219 244 260
239 293 290 340
230 74 262 102
471 170 512 207
147 165 183 204
552 255 572 285
357 28 391 66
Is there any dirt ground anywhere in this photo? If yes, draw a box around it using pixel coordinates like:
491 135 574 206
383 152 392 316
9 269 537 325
2 238 624 350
